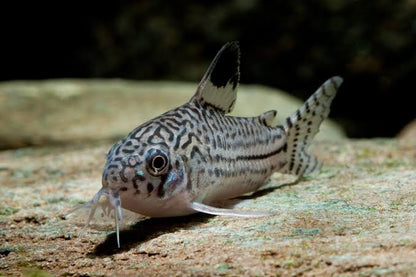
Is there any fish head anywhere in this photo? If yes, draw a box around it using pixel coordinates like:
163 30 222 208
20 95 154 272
100 129 192 217
81 123 192 248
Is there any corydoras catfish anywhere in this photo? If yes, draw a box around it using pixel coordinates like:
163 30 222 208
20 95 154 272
79 42 343 247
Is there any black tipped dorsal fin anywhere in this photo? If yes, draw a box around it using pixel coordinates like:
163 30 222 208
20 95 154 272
192 41 240 114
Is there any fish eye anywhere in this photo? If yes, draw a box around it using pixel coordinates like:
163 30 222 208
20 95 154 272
146 149 169 176
152 155 166 171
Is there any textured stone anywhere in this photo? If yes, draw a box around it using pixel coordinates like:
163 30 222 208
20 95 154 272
0 139 415 276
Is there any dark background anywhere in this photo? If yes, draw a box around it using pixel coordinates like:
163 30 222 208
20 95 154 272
2 1 416 138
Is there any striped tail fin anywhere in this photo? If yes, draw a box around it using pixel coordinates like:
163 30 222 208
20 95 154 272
278 76 343 177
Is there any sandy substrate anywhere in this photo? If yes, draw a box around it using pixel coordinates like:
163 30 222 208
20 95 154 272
1 138 415 276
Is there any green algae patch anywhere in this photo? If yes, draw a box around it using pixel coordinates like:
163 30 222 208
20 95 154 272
0 207 19 216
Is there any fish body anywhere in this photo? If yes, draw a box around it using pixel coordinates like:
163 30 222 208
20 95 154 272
104 99 284 218
83 42 343 247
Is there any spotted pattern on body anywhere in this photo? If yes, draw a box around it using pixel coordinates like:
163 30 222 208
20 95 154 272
79 41 343 247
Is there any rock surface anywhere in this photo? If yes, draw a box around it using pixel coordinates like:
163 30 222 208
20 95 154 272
1 138 415 276
1 80 415 276
398 118 416 143
0 79 344 149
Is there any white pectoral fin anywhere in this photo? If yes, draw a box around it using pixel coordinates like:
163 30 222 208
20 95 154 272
190 201 275 218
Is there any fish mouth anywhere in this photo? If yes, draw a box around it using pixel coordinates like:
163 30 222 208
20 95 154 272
82 188 123 248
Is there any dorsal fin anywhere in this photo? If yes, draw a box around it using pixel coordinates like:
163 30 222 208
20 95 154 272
192 41 240 114
258 110 278 127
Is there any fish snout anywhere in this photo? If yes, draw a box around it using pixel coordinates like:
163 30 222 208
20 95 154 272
102 154 143 189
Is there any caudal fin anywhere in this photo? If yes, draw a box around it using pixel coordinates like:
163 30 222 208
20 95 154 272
278 76 343 177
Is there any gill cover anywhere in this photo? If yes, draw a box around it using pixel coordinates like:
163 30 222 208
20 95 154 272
157 155 188 199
